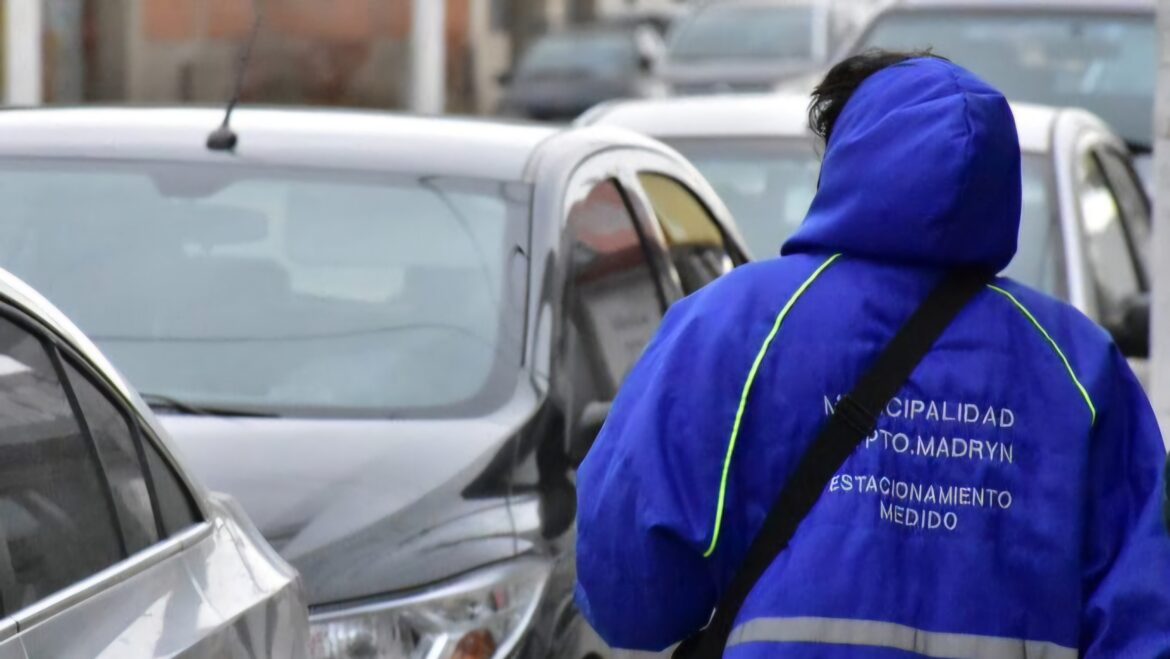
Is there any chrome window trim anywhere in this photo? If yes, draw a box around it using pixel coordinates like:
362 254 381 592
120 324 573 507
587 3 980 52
622 144 750 264
128 417 212 523
1052 111 1094 316
12 521 211 631
0 617 17 644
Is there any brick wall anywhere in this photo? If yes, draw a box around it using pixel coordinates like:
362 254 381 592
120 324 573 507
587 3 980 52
125 0 475 111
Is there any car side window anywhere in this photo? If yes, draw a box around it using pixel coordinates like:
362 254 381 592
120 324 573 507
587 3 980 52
1076 151 1141 320
62 358 159 554
565 179 666 404
637 172 733 293
61 356 200 545
1095 148 1150 283
140 433 200 536
0 315 122 614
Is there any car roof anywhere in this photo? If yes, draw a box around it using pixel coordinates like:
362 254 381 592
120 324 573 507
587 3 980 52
878 0 1152 12
690 0 814 8
536 23 638 37
0 107 559 182
582 93 1058 153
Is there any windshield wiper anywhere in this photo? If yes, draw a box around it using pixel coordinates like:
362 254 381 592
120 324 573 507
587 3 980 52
139 393 278 418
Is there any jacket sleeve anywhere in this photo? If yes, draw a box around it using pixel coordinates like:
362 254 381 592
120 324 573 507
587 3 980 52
1080 348 1170 656
575 289 749 651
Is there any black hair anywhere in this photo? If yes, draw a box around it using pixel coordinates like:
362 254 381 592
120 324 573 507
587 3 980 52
809 49 948 145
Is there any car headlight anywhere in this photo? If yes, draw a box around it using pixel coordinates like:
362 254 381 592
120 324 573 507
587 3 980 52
308 559 551 659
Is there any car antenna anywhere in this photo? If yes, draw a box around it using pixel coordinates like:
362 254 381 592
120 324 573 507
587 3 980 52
206 0 262 152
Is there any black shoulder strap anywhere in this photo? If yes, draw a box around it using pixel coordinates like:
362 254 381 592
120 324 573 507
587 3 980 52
674 268 990 659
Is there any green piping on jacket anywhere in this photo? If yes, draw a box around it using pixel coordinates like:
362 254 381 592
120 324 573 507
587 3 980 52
988 284 1096 425
703 253 842 558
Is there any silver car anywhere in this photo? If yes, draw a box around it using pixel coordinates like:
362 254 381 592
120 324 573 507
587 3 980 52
0 271 308 656
581 94 1153 366
655 0 874 95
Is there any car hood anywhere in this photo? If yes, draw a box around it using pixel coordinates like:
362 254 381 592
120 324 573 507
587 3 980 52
506 75 632 113
659 58 814 89
160 387 545 605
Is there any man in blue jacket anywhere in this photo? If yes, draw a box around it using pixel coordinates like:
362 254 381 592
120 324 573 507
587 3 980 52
576 52 1170 657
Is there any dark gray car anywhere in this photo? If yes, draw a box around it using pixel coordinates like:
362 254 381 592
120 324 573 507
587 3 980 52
656 0 861 95
499 25 664 121
0 107 747 658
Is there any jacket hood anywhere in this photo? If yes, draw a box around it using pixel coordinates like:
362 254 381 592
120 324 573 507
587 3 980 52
782 58 1021 272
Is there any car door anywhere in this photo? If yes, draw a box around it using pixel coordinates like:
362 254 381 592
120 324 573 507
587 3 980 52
617 149 744 286
559 153 674 427
0 301 305 658
1069 135 1150 361
623 164 745 295
556 147 747 452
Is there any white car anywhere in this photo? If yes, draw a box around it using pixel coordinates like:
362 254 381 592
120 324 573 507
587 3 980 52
0 270 308 656
580 93 1152 365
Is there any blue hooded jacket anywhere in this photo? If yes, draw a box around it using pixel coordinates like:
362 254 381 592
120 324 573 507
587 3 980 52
575 58 1170 657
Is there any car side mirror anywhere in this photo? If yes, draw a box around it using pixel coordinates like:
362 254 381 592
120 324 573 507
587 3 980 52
634 24 664 74
1107 293 1150 358
570 401 611 467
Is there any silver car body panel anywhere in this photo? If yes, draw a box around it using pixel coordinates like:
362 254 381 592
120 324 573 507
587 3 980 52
1051 109 1099 315
0 270 310 657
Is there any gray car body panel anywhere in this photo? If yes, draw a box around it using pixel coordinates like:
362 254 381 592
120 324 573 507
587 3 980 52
159 381 545 605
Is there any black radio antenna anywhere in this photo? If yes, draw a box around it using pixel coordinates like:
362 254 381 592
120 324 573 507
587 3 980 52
207 0 262 152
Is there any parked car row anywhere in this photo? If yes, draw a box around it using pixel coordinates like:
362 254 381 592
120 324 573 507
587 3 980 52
0 106 745 657
499 0 878 120
0 86 1152 655
502 0 1157 370
0 4 1155 655
502 0 1156 190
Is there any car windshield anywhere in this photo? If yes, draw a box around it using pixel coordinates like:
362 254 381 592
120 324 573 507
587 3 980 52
667 4 815 61
856 10 1155 147
669 138 1060 294
0 160 531 419
518 31 637 77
